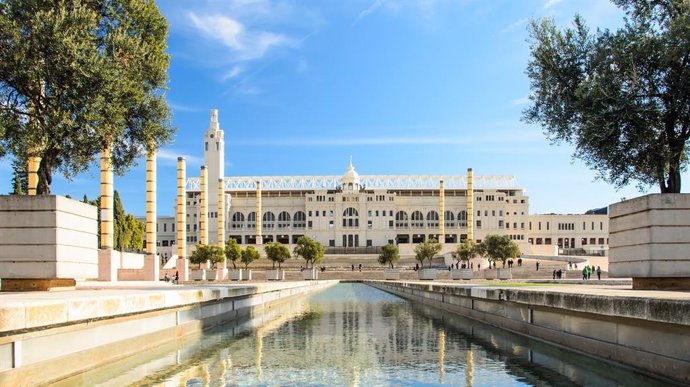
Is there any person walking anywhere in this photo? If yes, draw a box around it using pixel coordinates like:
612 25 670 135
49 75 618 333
582 267 587 280
596 266 602 280
536 261 540 271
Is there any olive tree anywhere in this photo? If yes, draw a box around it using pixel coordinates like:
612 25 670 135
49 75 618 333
293 236 324 269
225 238 241 270
264 241 291 269
241 245 260 270
524 0 690 193
0 0 173 193
378 243 400 269
452 239 477 267
414 238 442 269
190 244 224 269
478 235 520 267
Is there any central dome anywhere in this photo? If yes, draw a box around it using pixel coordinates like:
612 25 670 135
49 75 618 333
341 157 360 191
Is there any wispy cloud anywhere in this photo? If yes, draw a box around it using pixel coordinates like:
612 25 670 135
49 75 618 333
157 149 202 165
354 0 386 25
169 102 203 112
234 131 544 147
544 0 563 9
510 96 531 106
188 12 294 62
501 17 528 33
222 65 244 81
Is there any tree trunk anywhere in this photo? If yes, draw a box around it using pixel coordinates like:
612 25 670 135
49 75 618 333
37 155 53 195
665 153 682 193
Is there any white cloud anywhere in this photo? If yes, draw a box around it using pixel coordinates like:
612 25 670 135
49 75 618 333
187 12 293 62
510 96 531 106
501 17 528 33
222 65 244 81
354 0 386 25
544 0 563 9
157 149 202 165
233 130 544 147
168 102 202 112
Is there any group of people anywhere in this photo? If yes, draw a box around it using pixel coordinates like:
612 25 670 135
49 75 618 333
582 265 602 280
163 271 179 284
351 264 362 272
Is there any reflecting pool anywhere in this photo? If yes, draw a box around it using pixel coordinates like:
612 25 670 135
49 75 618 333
57 283 669 386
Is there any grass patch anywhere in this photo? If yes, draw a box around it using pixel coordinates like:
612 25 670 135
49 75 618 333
483 282 566 287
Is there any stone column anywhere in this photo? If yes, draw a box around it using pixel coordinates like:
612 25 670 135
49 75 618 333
143 148 159 281
466 168 474 242
176 157 189 281
255 180 262 245
217 178 227 280
146 149 157 255
439 179 445 242
27 156 41 195
200 166 208 246
100 145 114 249
98 145 117 281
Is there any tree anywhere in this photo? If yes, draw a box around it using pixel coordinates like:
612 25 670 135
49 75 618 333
225 238 241 269
264 241 291 269
378 243 400 269
452 239 477 266
478 234 521 266
241 245 260 270
414 238 442 268
293 236 325 269
0 0 174 194
10 158 26 195
190 244 224 269
524 0 690 193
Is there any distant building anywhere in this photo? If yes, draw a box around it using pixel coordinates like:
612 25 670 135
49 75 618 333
151 110 608 259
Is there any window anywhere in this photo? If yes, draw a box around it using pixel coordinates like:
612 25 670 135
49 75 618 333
520 222 524 229
499 220 504 228
545 238 552 244
590 238 596 244
205 142 208 151
163 223 167 232
367 239 373 247
308 220 312 229
600 222 603 230
426 211 439 228
368 220 373 229
506 222 511 229
492 210 495 216
513 222 517 229
598 237 605 244
293 211 306 228
499 210 503 216
476 220 482 229
536 238 543 245
329 240 335 247
411 211 424 228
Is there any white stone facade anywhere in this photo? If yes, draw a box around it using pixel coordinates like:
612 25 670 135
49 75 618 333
153 110 609 256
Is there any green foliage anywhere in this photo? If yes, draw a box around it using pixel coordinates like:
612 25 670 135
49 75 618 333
264 241 291 269
477 234 521 264
189 244 224 269
10 158 26 195
414 238 442 268
241 245 260 270
378 243 400 269
293 236 325 269
0 0 174 194
452 239 477 264
524 0 690 193
225 238 241 269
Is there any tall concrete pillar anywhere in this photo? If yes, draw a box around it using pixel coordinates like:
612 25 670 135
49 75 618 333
176 157 189 281
466 168 474 242
200 166 208 245
255 180 262 245
27 156 40 195
100 145 114 249
217 178 227 280
146 149 157 255
218 178 225 247
143 148 159 281
439 179 445 242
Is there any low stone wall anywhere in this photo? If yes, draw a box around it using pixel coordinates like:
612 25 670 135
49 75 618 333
368 281 690 385
0 195 98 282
0 281 337 386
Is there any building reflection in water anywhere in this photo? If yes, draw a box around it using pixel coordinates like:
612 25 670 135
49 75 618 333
55 284 672 387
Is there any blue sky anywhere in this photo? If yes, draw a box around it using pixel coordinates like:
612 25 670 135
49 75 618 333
2 0 687 216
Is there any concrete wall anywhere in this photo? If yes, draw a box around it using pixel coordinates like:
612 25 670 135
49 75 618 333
0 195 98 280
609 194 690 278
0 281 337 386
368 281 690 385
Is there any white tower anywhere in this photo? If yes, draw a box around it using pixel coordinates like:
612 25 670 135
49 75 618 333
204 109 225 245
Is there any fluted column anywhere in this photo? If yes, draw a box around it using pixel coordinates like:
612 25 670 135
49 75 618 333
200 166 208 245
439 179 445 241
176 157 187 258
100 145 114 249
255 180 262 244
27 156 40 195
146 148 157 255
466 168 474 242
